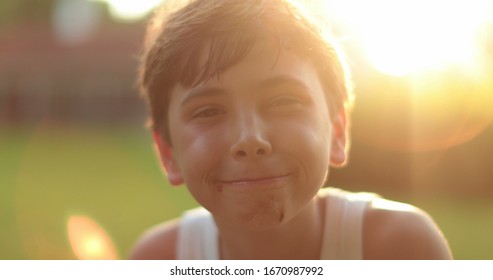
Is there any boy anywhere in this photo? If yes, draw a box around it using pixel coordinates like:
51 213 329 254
131 0 452 259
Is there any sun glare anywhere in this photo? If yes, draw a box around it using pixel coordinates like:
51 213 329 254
314 0 493 151
67 215 118 260
322 0 491 76
91 0 162 22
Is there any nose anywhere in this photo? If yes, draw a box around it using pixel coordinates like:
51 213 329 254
230 112 272 160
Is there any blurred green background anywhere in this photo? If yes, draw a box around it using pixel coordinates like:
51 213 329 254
1 0 493 259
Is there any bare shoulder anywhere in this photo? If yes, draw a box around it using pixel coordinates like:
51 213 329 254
129 219 180 260
363 198 452 259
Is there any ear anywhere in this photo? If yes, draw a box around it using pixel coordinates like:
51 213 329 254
330 108 349 167
153 132 184 186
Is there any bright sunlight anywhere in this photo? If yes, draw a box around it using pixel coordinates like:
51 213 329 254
91 0 162 22
311 0 493 151
321 0 492 76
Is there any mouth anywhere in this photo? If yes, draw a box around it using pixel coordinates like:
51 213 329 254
218 174 291 189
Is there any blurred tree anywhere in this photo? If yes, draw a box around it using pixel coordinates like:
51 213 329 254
0 1 22 29
19 0 57 22
0 0 56 30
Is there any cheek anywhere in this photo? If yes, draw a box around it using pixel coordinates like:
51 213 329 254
277 113 331 152
275 117 332 179
301 126 331 175
173 125 226 181
300 130 331 190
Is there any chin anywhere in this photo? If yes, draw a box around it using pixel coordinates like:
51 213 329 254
226 205 291 232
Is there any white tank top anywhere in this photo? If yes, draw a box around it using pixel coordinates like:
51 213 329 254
176 188 378 259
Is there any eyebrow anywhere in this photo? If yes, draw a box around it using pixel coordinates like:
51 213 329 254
180 86 227 107
180 75 312 106
253 75 312 92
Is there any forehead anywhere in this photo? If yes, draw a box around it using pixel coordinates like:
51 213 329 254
188 41 324 94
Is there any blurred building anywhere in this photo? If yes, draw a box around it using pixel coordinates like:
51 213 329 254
0 0 147 126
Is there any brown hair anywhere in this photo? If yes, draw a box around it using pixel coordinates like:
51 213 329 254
139 0 353 143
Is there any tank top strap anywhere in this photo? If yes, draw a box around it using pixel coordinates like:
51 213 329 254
319 188 378 259
176 207 219 259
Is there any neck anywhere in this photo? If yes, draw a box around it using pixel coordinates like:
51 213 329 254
215 197 325 260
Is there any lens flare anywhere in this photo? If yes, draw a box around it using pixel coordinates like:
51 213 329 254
319 0 491 76
67 215 118 260
312 0 493 151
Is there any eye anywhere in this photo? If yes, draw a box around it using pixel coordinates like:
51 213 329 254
270 96 303 107
192 107 225 119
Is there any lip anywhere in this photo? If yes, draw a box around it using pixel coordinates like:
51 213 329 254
219 174 291 189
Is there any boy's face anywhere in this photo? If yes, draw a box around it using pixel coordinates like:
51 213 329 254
155 41 347 230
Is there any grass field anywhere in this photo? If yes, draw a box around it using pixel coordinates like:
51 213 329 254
1 122 492 259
